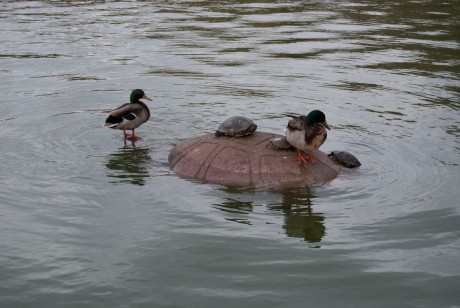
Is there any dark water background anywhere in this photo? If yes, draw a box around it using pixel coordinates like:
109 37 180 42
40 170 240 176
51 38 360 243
1 1 459 307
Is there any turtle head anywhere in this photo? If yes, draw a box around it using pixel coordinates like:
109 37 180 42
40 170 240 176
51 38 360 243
306 110 330 129
130 89 152 103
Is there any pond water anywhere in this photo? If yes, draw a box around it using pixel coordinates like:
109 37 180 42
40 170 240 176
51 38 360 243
1 1 459 307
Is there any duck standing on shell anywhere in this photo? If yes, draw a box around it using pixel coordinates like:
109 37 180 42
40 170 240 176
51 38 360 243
104 89 152 140
285 110 330 164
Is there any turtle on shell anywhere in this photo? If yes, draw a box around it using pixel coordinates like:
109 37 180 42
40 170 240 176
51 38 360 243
270 136 293 150
215 116 257 137
328 151 361 168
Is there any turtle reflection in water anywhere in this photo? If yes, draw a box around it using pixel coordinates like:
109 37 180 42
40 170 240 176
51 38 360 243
215 116 257 137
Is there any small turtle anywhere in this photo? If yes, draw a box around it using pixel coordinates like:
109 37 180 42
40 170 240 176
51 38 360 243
328 151 361 168
215 116 257 137
270 136 294 150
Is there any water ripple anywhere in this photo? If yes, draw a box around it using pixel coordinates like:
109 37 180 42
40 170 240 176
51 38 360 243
1 1 459 307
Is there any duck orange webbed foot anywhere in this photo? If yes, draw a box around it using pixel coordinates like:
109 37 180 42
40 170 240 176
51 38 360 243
297 149 318 165
124 130 141 141
297 149 310 165
127 135 141 141
306 150 318 164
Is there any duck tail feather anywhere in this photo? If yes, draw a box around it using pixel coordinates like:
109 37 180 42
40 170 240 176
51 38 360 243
104 123 118 128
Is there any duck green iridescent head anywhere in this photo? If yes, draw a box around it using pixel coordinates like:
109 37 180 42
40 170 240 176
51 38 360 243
306 110 330 129
130 89 152 103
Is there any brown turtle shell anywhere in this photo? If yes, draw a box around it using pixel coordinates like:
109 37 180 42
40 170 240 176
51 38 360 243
168 131 340 188
215 116 257 137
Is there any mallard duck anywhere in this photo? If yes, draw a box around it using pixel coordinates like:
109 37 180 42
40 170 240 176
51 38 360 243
105 89 152 140
285 110 330 164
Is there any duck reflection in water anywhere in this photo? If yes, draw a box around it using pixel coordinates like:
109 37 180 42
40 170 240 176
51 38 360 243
214 187 325 244
269 190 325 244
105 142 151 186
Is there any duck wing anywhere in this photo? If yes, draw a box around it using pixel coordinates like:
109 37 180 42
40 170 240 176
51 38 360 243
286 115 306 131
109 103 143 117
105 103 142 126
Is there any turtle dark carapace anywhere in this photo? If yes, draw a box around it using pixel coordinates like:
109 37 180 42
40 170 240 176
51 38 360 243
215 116 257 137
328 151 361 168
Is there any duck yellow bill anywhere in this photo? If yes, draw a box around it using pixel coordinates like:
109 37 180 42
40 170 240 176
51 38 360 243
143 94 152 101
323 121 330 130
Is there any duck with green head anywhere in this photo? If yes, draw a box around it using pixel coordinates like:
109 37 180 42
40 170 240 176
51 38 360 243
285 110 330 164
105 89 152 140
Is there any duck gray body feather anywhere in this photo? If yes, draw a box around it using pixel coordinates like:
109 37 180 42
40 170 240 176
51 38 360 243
105 101 150 130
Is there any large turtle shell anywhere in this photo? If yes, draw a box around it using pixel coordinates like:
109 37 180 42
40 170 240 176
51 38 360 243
168 131 340 188
328 151 361 168
215 116 257 137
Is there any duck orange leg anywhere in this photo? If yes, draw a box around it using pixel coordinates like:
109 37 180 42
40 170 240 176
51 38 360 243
123 129 140 140
297 149 310 164
297 149 318 165
129 129 140 140
307 150 318 164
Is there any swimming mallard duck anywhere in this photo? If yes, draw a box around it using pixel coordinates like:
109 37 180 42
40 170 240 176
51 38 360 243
105 89 152 140
285 110 330 164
